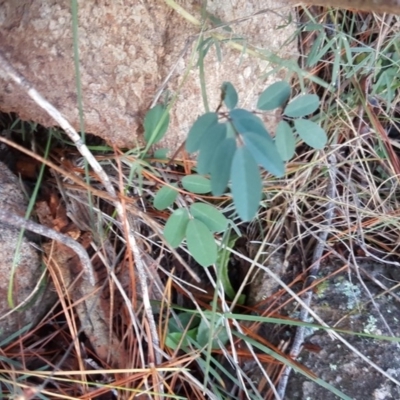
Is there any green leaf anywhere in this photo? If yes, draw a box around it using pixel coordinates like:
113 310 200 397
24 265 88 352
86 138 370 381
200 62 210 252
144 104 170 145
165 328 198 351
209 137 236 196
294 119 327 150
186 219 217 267
302 23 324 32
196 316 229 349
190 203 228 232
153 148 169 159
153 184 178 210
197 123 227 174
230 108 269 137
242 131 285 177
306 31 327 68
257 81 291 110
182 175 211 194
217 230 245 304
231 147 262 221
275 121 296 161
284 94 320 118
308 36 335 69
168 312 200 333
186 112 219 153
225 122 236 139
164 208 190 248
222 81 238 110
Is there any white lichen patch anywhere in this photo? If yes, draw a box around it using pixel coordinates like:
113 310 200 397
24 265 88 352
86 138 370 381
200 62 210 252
334 279 361 309
363 315 380 335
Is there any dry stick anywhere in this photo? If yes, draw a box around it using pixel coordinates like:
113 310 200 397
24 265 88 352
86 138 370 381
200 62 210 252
0 208 96 286
0 51 162 368
276 153 337 399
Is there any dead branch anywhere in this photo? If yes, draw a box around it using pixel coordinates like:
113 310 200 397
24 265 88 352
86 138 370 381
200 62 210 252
0 51 162 369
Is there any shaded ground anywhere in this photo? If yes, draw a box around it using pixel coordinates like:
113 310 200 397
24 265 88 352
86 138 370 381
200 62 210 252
286 259 400 399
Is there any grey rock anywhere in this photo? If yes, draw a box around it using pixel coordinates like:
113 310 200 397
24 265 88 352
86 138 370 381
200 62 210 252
0 161 54 343
0 0 297 150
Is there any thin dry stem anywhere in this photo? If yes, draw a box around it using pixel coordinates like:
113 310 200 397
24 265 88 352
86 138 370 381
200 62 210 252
0 50 162 376
0 208 95 286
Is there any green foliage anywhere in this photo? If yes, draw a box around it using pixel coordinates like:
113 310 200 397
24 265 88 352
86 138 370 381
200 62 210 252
186 112 218 153
162 202 225 267
217 230 246 304
221 81 238 110
182 81 326 221
276 120 295 161
165 312 200 351
241 130 284 177
153 148 169 159
196 315 229 349
165 311 229 352
190 203 228 232
181 175 211 194
209 137 236 196
284 94 320 118
163 208 189 248
144 79 328 265
257 81 291 110
153 184 178 210
144 104 170 145
229 108 268 136
294 118 327 150
186 219 217 267
197 123 227 174
231 146 262 222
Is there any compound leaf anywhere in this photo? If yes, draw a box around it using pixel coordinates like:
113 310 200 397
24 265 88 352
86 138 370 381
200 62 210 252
209 137 236 195
196 316 229 349
165 328 198 351
231 147 262 221
257 81 291 110
182 175 211 194
294 119 327 150
222 81 238 110
190 203 228 232
284 94 320 118
154 148 169 159
153 184 178 210
197 123 227 174
164 208 190 248
186 112 219 153
166 312 200 350
275 121 296 161
229 108 269 137
242 131 285 177
186 219 217 267
168 312 200 333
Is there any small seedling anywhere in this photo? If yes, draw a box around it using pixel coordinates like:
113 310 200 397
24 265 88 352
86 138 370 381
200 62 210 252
143 80 327 268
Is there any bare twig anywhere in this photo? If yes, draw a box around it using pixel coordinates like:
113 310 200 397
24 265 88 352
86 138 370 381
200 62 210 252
0 51 162 369
0 208 95 286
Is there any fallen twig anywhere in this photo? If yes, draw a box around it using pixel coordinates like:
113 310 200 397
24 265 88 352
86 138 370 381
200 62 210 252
0 50 162 369
0 208 96 285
